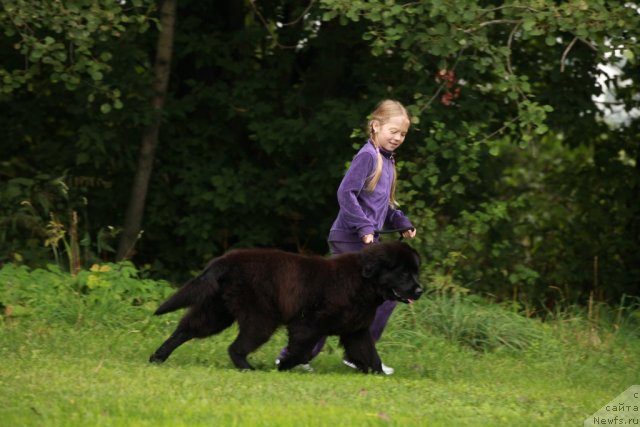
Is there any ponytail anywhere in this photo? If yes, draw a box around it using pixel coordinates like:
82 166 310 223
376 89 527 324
365 144 399 207
364 100 409 207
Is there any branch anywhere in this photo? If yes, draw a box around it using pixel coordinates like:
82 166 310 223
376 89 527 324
476 115 521 145
248 0 315 49
506 22 529 100
478 5 541 15
592 100 628 106
463 19 522 34
280 0 316 27
579 38 598 52
478 19 523 28
506 21 520 76
560 36 578 72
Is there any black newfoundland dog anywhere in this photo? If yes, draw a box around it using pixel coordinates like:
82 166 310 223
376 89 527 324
149 241 423 374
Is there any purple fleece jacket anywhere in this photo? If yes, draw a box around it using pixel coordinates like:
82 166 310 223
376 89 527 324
328 140 413 243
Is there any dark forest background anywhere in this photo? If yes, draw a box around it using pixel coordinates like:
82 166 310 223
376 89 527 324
1 0 639 309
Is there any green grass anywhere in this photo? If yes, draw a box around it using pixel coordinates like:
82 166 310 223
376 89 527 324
2 306 638 427
1 263 639 426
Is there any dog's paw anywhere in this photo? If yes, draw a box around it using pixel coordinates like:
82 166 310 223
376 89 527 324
148 354 166 364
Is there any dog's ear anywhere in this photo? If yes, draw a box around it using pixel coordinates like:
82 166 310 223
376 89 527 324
361 255 378 278
360 245 390 279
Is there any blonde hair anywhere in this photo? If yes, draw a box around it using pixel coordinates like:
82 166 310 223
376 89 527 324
366 99 410 206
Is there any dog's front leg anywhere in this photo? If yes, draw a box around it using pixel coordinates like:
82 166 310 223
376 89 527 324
227 347 255 370
340 329 383 374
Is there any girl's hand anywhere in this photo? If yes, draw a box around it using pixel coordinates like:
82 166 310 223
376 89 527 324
361 234 374 244
402 228 417 239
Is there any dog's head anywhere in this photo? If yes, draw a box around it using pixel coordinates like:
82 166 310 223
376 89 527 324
360 241 424 304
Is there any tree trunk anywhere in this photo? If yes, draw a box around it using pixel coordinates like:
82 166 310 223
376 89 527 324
116 0 177 261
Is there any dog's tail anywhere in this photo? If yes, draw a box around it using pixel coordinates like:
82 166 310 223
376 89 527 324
154 262 222 315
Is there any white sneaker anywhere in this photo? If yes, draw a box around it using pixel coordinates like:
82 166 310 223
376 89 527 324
342 359 357 370
299 363 314 372
381 363 394 375
275 358 314 372
343 359 394 375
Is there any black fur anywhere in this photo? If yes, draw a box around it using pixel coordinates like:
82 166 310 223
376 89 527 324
149 241 423 373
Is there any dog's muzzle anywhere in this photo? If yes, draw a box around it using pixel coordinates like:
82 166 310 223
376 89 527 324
393 286 424 304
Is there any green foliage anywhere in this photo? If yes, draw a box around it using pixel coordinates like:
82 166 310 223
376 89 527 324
0 262 173 326
0 171 123 270
0 0 155 108
0 173 67 264
1 0 639 306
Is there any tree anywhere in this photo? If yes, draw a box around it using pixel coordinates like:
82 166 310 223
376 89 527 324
117 0 177 261
318 0 640 302
0 0 156 265
2 0 638 305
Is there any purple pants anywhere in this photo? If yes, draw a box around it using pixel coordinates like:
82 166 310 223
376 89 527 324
278 240 397 361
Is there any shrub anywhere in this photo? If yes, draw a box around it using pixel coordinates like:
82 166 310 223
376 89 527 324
0 262 174 327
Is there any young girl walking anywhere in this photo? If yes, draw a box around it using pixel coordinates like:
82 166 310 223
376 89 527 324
277 99 417 374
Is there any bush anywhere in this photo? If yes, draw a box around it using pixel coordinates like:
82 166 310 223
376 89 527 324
0 262 174 327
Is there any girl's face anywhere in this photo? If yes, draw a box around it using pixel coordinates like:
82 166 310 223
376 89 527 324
372 115 410 152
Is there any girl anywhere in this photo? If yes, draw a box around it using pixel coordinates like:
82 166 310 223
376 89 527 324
277 99 417 374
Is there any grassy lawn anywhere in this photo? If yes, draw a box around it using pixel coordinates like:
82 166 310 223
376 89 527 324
2 303 638 427
1 264 638 426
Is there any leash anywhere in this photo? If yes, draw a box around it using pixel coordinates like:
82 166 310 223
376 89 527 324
374 227 415 241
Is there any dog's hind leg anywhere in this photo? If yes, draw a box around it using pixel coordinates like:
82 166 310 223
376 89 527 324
149 329 194 363
228 318 278 370
149 300 234 364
